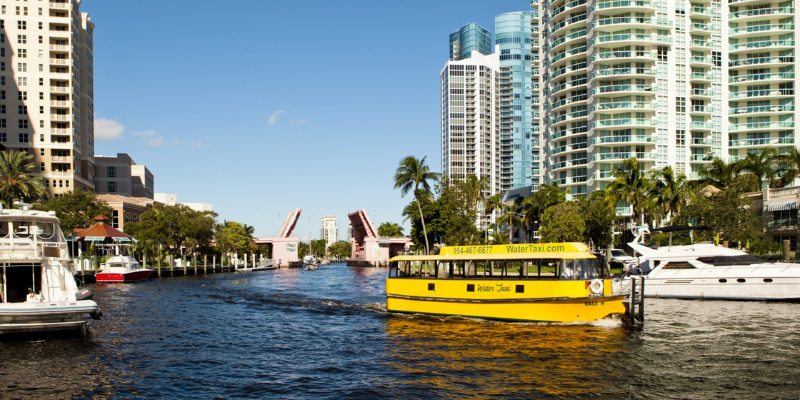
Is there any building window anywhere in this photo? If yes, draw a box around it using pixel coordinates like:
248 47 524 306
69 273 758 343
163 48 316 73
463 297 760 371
107 166 116 178
40 162 44 172
18 133 28 143
17 105 26 114
0 133 6 142
112 210 119 228
18 91 26 100
17 36 25 45
675 97 686 113
18 119 27 129
17 21 25 30
108 182 117 193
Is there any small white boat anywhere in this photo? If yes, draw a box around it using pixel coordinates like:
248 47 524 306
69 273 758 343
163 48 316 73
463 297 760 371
303 255 319 270
627 227 800 301
0 204 100 335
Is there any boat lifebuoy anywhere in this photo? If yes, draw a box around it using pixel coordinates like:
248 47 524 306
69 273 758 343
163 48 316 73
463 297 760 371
589 279 604 295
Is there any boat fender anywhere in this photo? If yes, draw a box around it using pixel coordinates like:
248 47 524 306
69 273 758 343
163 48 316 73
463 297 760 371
76 289 94 301
90 309 103 320
589 279 604 296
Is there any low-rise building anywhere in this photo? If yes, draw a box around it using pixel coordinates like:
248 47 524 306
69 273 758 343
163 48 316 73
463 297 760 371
96 194 154 232
95 153 154 199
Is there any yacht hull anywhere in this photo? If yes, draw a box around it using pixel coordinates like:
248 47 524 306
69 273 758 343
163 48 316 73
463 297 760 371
96 269 153 283
645 276 800 301
0 301 99 334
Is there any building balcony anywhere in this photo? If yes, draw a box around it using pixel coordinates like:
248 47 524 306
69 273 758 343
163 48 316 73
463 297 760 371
593 84 653 94
591 67 654 79
50 100 71 108
767 218 798 230
690 6 712 18
689 72 712 82
689 56 713 66
50 86 71 94
51 114 71 122
549 14 586 36
729 104 794 116
49 58 70 66
730 39 795 53
729 121 794 132
690 88 712 98
593 50 656 62
690 23 711 33
49 44 70 52
549 30 586 52
550 94 588 112
729 137 794 147
692 137 712 146
594 0 653 11
594 117 655 128
690 39 712 48
594 151 652 161
49 1 70 10
550 0 586 21
592 135 654 145
729 71 795 84
690 121 712 131
592 101 653 113
729 55 794 69
593 33 672 46
730 6 793 19
729 22 794 37
729 89 794 99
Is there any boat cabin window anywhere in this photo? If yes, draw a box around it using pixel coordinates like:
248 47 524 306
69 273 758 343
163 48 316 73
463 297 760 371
661 261 695 269
696 255 763 266
12 221 31 239
34 222 57 242
392 258 602 280
0 221 8 238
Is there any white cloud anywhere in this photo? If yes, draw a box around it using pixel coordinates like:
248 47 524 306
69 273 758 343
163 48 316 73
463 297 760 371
95 118 125 140
288 119 307 126
267 110 286 127
134 130 166 147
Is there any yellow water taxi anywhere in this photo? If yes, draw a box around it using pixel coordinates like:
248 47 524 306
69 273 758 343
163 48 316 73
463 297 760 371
386 243 630 323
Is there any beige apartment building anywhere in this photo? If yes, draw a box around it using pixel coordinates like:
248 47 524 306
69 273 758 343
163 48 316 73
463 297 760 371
0 0 95 196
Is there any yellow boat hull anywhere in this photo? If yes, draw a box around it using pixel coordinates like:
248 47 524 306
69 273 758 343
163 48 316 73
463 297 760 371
386 278 625 323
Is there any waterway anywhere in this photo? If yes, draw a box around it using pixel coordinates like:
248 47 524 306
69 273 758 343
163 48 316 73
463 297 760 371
1 263 799 399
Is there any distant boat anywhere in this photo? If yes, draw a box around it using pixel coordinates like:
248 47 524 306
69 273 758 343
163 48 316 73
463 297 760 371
251 259 277 271
96 244 153 283
303 255 319 270
0 204 101 335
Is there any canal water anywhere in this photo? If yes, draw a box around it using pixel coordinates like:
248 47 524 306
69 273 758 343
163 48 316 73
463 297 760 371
1 263 799 399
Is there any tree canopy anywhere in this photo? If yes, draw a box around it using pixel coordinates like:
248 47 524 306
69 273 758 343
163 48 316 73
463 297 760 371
0 150 45 208
36 190 112 235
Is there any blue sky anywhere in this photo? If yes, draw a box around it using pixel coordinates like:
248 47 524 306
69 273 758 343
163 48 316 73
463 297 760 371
87 0 527 238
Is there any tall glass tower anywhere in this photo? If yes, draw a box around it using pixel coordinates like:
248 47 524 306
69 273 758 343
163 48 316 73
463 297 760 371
496 12 538 191
449 23 493 61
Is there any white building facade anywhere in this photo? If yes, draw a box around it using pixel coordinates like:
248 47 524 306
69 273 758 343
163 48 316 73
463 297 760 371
538 0 797 199
320 215 338 247
1 0 96 196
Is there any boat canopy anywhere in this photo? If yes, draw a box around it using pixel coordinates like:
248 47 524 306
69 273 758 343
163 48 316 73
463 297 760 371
390 243 595 262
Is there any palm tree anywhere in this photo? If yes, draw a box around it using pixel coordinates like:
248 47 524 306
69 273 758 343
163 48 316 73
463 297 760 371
699 158 738 190
0 150 45 208
651 166 694 225
605 158 654 224
737 148 778 191
484 193 504 243
394 156 438 254
522 183 565 239
773 147 800 187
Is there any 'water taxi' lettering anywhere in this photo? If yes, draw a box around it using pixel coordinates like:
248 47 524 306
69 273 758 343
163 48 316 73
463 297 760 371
477 284 494 292
496 284 510 292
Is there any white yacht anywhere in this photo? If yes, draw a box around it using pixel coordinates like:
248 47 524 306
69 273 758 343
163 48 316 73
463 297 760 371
303 255 318 270
0 205 101 334
627 228 800 301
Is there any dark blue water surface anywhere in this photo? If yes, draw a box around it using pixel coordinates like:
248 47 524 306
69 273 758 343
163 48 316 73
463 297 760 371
1 263 799 399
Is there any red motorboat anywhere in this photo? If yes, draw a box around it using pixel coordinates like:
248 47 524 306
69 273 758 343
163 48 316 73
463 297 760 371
95 246 153 283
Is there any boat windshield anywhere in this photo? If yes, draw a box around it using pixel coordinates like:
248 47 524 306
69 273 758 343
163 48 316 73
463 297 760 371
0 220 61 242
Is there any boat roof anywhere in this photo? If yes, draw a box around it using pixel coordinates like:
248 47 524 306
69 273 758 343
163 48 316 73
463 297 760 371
0 209 59 220
628 242 748 259
391 243 596 262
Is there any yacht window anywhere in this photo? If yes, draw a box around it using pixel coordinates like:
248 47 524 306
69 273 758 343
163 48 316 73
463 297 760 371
0 221 7 238
696 255 763 266
662 261 695 269
35 222 56 241
12 221 31 238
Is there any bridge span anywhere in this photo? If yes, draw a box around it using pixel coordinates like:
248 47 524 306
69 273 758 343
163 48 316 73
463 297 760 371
255 208 301 268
